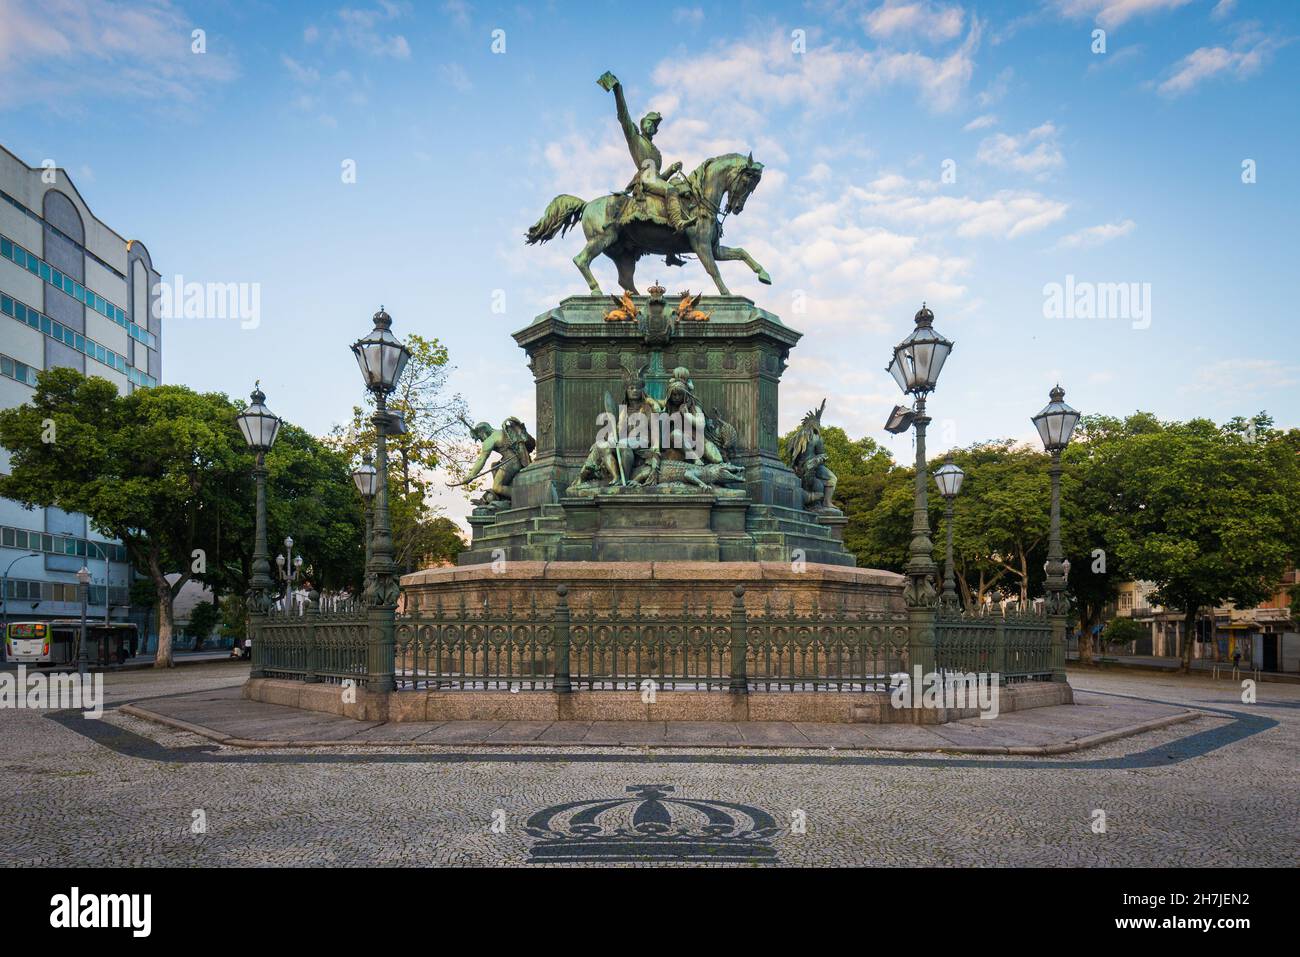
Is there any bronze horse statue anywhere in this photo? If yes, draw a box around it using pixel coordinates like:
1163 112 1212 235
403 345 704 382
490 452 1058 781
525 152 771 296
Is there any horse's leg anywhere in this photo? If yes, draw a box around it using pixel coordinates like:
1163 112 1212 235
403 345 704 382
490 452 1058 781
613 250 639 294
574 201 617 294
688 229 730 295
715 244 771 285
575 230 617 294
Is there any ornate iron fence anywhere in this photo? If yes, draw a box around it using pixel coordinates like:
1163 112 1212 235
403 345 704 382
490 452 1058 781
746 598 910 691
255 588 1055 691
391 587 914 692
934 606 1054 683
254 596 368 685
394 595 555 691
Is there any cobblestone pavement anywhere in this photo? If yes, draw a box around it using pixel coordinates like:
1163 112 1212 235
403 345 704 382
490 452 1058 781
0 663 1295 866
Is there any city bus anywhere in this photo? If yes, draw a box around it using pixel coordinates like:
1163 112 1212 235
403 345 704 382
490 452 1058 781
4 620 139 667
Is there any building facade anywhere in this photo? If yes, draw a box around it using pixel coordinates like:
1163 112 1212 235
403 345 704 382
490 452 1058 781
1100 573 1298 672
0 145 161 630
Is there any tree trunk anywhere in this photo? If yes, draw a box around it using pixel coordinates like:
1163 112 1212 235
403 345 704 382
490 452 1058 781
1078 627 1093 664
1077 601 1097 664
154 577 175 668
1180 606 1198 674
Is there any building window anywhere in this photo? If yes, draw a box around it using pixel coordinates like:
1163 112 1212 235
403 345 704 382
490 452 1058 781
2 292 156 386
1 230 155 347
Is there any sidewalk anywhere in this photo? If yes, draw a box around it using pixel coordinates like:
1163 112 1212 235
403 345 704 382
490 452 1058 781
120 685 1198 755
1 649 234 671
120 649 235 670
1068 652 1300 683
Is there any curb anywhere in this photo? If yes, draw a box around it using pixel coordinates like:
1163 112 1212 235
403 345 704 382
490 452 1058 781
117 704 1201 755
1067 661 1300 685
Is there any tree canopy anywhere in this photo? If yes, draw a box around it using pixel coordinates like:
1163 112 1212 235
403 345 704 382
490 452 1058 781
0 368 364 666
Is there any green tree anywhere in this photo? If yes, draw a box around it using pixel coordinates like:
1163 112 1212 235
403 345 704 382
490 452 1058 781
211 421 366 602
183 600 221 648
1060 413 1163 662
0 370 247 666
329 333 470 575
779 425 895 563
1100 616 1147 650
860 441 1058 609
1096 416 1300 672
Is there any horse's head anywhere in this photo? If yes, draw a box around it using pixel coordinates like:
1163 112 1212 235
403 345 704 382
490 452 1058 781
725 152 764 215
688 152 765 217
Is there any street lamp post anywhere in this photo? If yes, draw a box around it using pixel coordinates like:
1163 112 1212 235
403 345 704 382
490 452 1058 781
1032 384 1081 683
933 453 965 609
351 452 378 585
887 304 954 609
275 536 307 609
77 564 91 677
352 306 411 693
887 303 953 690
2 551 41 635
61 534 111 627
236 382 282 677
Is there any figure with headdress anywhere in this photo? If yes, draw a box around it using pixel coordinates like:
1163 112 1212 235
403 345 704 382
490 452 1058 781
455 416 536 511
785 399 837 510
569 361 663 492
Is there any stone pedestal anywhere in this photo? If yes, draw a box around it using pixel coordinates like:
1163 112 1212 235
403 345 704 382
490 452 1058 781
404 560 904 616
461 293 857 566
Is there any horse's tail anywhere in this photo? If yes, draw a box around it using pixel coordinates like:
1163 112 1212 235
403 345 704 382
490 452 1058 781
525 194 586 245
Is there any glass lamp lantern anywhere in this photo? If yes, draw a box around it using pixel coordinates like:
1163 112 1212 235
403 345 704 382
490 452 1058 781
1032 385 1081 452
236 383 281 452
351 306 411 395
933 456 965 499
351 454 378 498
887 304 954 396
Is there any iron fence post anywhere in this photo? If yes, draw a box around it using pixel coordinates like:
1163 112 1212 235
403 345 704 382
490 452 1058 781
908 605 938 690
1050 613 1067 683
729 585 748 694
249 610 266 678
993 613 1007 686
553 585 571 693
305 591 320 683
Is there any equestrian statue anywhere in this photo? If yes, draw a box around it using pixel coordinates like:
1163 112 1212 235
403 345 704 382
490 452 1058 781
525 71 771 297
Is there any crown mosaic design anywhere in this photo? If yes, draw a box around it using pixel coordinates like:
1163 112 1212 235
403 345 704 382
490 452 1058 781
524 784 780 864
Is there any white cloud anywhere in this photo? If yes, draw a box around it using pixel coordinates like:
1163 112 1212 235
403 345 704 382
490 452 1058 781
1052 0 1192 29
1157 41 1276 97
1190 358 1300 398
962 113 997 131
331 4 412 59
649 24 981 116
1210 0 1235 19
282 54 320 84
440 62 472 92
1056 218 1135 248
0 0 238 107
863 1 965 42
672 7 705 26
857 189 1069 238
442 0 471 28
976 122 1064 177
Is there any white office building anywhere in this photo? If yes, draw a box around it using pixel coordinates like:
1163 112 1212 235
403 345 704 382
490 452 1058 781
0 145 161 628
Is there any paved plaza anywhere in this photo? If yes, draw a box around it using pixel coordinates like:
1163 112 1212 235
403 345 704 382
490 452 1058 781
1 663 1295 866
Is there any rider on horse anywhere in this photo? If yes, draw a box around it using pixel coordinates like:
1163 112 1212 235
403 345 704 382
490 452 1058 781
599 71 697 232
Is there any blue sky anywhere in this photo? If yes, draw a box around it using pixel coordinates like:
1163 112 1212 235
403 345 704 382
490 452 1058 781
2 0 1297 524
